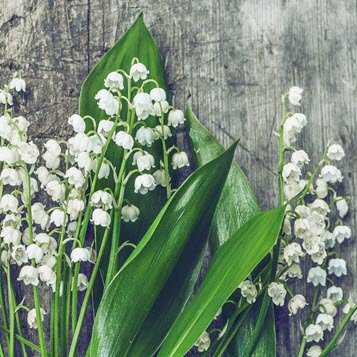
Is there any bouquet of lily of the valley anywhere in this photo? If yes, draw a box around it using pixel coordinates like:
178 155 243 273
0 13 355 357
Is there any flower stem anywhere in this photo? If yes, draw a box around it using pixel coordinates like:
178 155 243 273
23 164 47 357
320 305 357 356
71 117 119 332
68 214 113 357
297 336 306 357
160 107 171 198
6 267 15 357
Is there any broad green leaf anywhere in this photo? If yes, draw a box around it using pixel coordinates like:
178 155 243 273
186 106 276 356
79 12 170 258
79 13 173 306
158 206 286 357
88 142 238 356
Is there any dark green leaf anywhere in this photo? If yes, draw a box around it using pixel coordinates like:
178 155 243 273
158 206 285 356
186 106 276 357
88 142 238 356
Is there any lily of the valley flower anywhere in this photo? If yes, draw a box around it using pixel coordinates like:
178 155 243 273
168 109 185 127
18 265 39 286
130 63 149 82
288 294 307 316
104 72 124 90
114 131 134 150
307 266 326 287
288 86 303 106
238 280 257 304
91 208 111 227
68 114 85 133
121 204 140 222
134 174 156 195
172 152 190 169
305 324 324 343
27 308 45 329
327 144 345 161
327 258 347 277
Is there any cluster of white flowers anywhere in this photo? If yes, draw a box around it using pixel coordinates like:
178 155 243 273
0 62 189 333
274 87 354 355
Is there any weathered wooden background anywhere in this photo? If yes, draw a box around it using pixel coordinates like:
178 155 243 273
0 0 356 356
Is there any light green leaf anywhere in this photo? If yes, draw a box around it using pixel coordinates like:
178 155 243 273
186 106 276 356
158 206 285 357
88 142 238 356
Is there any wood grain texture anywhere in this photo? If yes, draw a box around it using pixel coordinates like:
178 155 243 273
0 0 356 356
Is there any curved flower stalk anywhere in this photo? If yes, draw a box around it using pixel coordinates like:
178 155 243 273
0 63 189 356
192 88 355 357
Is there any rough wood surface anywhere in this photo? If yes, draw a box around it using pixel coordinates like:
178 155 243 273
0 0 356 356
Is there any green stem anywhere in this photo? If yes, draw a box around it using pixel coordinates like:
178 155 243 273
53 197 69 357
68 212 113 357
160 107 171 198
71 117 119 332
297 337 306 357
320 306 357 356
0 269 10 349
23 164 47 357
6 267 14 357
0 326 41 353
215 308 251 357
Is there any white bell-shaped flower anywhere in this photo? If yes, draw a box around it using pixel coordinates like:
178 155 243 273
34 233 52 253
328 258 347 277
114 131 134 150
71 247 91 263
14 116 29 132
76 152 95 173
327 286 343 302
96 160 110 179
136 152 155 172
288 86 303 106
307 266 326 287
27 308 46 329
27 244 44 263
238 280 257 304
98 120 114 138
172 152 190 169
31 203 50 230
305 324 323 343
134 174 156 195
38 265 57 291
153 101 169 116
320 165 343 184
315 178 328 199
130 63 149 82
90 190 113 210
316 313 334 331
306 345 322 357
333 225 351 244
121 204 140 222
68 132 93 156
0 90 13 105
43 151 60 170
68 114 85 133
50 209 65 227
45 180 65 202
336 198 348 218
1 226 21 246
309 199 330 216
44 139 61 156
65 167 86 189
18 141 39 165
153 169 167 187
135 127 155 146
95 89 120 116
268 282 287 306
77 273 89 291
168 109 185 127
91 208 111 227
0 194 19 213
194 330 211 353
11 245 28 265
104 72 124 90
288 294 307 316
9 77 26 92
282 163 301 182
150 88 166 102
154 125 172 140
291 150 310 168
67 199 85 220
283 242 304 266
327 144 345 161
133 93 154 121
0 168 21 186
0 146 19 165
18 265 39 286
319 298 337 317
